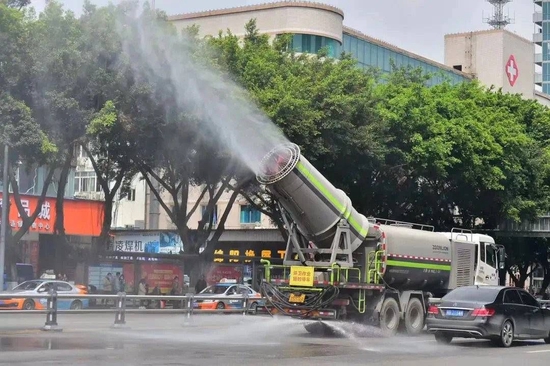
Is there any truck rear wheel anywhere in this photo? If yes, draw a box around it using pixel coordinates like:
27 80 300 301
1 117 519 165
380 297 400 337
404 298 424 336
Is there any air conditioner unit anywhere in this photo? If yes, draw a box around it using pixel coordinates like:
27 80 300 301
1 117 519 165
74 192 88 199
91 192 104 201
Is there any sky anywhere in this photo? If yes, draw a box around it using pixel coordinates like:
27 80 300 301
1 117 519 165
30 0 535 63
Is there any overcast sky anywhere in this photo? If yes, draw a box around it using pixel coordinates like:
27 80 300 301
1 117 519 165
31 0 534 63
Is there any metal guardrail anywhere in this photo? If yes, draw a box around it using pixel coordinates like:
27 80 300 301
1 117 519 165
0 291 257 331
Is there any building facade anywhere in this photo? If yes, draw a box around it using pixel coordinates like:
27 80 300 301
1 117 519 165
534 0 548 94
168 2 470 86
444 29 535 99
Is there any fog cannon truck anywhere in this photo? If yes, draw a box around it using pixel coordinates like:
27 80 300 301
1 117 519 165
254 142 505 336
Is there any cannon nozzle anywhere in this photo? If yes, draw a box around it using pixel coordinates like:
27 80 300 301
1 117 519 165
256 143 301 185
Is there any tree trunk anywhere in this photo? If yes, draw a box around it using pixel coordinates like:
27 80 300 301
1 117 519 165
99 194 114 251
54 151 73 238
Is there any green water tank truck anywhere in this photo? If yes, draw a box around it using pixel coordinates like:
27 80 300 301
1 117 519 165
254 142 505 337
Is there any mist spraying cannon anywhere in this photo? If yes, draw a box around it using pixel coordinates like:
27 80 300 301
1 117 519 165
256 143 372 266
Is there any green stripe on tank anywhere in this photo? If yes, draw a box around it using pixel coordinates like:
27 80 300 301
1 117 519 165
295 161 368 237
386 260 451 271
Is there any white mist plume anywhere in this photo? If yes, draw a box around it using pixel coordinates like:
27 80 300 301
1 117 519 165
115 4 289 174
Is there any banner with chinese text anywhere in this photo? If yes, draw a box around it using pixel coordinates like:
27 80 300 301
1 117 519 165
110 231 184 254
0 193 103 236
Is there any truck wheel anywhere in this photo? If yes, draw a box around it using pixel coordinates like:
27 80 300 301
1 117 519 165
380 297 400 337
404 298 424 336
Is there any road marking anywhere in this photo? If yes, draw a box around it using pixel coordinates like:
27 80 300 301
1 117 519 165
526 349 550 354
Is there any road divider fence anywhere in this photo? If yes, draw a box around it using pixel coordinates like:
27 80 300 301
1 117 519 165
0 291 258 331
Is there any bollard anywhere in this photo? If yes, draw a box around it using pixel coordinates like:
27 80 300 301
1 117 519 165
111 292 128 329
42 289 62 332
183 292 194 326
242 292 249 316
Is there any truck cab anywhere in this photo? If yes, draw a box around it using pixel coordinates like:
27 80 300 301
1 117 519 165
439 231 505 286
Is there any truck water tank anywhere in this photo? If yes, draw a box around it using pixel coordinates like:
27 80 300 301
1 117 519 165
256 143 371 252
380 224 453 290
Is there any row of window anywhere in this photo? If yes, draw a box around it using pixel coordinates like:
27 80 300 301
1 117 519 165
542 2 550 22
75 171 263 224
342 33 468 86
287 33 468 87
200 204 261 225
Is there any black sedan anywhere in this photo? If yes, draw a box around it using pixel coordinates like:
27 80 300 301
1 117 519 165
426 285 550 347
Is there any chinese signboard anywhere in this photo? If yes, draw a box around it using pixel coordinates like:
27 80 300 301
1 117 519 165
206 265 243 286
110 231 184 254
213 248 287 263
0 193 103 236
289 266 314 287
140 263 182 294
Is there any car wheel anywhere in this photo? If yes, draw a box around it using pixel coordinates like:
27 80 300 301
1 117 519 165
434 332 453 345
248 302 258 315
216 302 225 310
497 320 514 348
70 300 83 310
544 331 550 344
22 300 35 311
380 297 400 337
404 298 424 336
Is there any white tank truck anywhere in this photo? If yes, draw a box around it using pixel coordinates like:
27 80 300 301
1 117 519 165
254 142 505 337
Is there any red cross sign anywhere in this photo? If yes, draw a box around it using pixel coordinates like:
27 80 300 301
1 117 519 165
505 55 519 87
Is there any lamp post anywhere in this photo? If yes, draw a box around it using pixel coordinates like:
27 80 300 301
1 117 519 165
0 144 9 292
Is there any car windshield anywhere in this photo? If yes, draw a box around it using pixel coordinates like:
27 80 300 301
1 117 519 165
12 281 42 291
443 287 499 303
200 285 228 294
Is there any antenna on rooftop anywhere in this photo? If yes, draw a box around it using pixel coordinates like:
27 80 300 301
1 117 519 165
483 0 514 29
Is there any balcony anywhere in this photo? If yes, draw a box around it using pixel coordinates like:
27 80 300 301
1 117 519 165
534 12 543 25
534 32 543 45
535 72 543 85
535 53 543 66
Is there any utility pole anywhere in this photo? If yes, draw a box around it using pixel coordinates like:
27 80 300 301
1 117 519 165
0 144 9 292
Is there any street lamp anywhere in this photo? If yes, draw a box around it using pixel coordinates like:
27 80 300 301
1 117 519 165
0 144 9 292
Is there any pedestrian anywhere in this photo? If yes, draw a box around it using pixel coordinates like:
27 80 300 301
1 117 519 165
195 274 207 294
138 278 147 309
113 272 121 294
119 274 126 293
103 273 113 306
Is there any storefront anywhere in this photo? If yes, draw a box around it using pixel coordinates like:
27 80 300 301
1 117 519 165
0 193 104 282
95 230 189 295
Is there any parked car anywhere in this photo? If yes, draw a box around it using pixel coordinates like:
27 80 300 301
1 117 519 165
0 280 89 311
426 285 550 347
193 280 264 313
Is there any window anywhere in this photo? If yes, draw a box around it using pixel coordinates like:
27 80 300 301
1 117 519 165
127 189 136 202
289 34 341 58
503 290 521 304
74 171 100 193
240 205 261 224
518 290 540 307
443 287 499 302
200 205 218 225
55 283 72 292
484 243 497 268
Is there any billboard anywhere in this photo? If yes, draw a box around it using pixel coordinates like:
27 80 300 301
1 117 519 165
110 231 184 254
0 193 104 236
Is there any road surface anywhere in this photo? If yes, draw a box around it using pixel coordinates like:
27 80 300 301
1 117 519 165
0 313 549 365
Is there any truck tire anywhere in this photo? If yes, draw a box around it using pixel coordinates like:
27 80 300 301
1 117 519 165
404 298 424 336
380 297 400 337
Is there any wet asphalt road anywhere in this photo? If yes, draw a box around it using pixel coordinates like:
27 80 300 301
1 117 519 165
0 313 549 365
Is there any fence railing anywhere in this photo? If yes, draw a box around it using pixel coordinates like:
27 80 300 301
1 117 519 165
0 291 257 331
